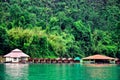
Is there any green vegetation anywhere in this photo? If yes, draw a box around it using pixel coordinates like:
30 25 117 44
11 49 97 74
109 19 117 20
0 0 120 58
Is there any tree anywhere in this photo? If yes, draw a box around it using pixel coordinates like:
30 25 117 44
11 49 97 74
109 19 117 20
0 26 9 55
91 29 117 57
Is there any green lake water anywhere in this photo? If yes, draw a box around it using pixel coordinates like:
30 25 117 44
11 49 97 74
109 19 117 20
0 63 120 80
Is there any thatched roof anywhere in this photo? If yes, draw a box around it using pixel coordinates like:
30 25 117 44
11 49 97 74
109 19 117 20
82 54 115 60
4 49 29 58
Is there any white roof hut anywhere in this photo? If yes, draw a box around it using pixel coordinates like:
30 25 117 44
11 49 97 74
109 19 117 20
4 49 29 63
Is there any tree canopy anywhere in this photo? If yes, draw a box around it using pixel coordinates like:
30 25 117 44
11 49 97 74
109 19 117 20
0 0 120 58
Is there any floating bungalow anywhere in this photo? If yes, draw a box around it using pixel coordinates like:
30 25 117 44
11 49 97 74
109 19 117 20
68 58 74 63
45 58 51 63
4 49 29 63
74 57 80 63
27 58 75 64
116 59 120 64
82 54 116 64
56 58 62 63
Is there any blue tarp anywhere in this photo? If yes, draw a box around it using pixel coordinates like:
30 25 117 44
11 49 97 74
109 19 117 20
74 57 80 60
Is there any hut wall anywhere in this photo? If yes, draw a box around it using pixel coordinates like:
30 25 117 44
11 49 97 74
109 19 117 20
6 57 28 63
6 57 12 62
11 57 19 62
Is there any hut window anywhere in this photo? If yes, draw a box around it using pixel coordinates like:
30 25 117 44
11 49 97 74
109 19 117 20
14 58 17 61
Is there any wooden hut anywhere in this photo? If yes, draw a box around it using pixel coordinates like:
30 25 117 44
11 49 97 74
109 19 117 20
28 58 34 63
51 59 57 63
40 58 45 63
68 58 74 63
4 49 29 63
56 58 62 63
62 58 70 63
115 59 120 64
45 58 51 63
34 58 39 63
82 54 116 64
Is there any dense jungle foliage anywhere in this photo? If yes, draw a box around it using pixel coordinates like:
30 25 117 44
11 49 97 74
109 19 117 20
0 0 120 58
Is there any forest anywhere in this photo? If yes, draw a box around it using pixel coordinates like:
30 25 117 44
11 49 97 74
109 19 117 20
0 0 120 58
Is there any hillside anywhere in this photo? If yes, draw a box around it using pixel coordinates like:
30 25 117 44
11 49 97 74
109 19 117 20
0 0 120 58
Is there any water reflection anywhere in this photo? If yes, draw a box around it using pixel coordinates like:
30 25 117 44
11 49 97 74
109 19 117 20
28 64 82 80
0 64 5 80
83 64 117 67
27 64 120 80
0 63 120 80
82 64 119 80
5 63 28 80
